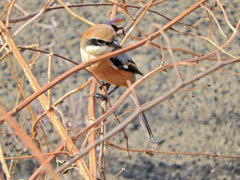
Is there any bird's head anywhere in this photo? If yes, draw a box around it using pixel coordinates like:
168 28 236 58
81 24 122 59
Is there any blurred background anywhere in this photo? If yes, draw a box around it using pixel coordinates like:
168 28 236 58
0 0 239 179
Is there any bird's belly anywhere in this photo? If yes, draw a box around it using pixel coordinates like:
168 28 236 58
87 60 134 87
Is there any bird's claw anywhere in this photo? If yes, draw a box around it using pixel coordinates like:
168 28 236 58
94 93 108 102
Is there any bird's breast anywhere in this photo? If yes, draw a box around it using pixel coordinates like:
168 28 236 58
80 48 134 87
89 59 134 87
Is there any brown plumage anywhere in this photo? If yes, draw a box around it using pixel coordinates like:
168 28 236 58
80 24 154 140
80 24 142 87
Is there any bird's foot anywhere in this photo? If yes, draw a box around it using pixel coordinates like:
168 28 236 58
99 82 111 91
94 92 108 102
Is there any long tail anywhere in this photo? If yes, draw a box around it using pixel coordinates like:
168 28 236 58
130 94 154 140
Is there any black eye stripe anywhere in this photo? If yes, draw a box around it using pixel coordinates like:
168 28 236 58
87 39 111 46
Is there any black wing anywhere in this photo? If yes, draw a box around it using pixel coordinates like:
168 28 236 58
110 53 143 75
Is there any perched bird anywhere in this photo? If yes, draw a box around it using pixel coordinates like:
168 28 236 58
80 24 154 140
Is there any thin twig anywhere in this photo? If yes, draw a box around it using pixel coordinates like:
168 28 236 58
13 0 53 37
154 23 182 83
215 0 235 31
201 4 227 38
0 143 11 180
106 141 240 159
121 0 155 45
6 0 16 28
56 0 94 26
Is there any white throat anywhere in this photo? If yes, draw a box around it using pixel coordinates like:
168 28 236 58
86 45 112 56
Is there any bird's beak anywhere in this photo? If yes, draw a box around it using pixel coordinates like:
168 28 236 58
110 39 122 49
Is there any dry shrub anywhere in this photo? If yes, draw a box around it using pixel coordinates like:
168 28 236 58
0 0 239 179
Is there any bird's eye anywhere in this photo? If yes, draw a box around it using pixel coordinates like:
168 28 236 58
87 39 107 46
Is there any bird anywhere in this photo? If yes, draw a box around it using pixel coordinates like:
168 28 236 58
80 24 154 140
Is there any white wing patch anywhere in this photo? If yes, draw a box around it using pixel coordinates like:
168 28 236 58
123 65 129 69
